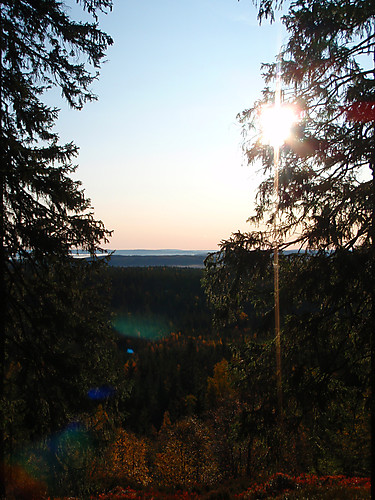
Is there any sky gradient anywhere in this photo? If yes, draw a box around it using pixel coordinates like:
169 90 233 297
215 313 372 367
56 0 286 250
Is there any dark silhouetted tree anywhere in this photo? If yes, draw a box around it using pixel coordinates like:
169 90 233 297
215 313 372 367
205 0 374 480
0 1 114 496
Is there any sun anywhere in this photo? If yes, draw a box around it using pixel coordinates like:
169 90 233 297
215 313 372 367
259 103 299 147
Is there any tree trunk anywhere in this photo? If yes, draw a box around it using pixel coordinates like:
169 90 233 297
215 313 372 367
371 163 375 500
0 2 7 496
371 37 375 500
0 175 6 500
246 436 253 477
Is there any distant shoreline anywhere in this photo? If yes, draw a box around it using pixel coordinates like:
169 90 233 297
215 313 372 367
72 249 214 267
74 248 302 267
73 249 215 267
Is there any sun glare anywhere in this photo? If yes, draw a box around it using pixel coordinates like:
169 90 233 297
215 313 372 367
260 104 298 147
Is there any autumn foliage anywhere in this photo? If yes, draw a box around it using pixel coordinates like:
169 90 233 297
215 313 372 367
102 429 151 487
88 474 370 499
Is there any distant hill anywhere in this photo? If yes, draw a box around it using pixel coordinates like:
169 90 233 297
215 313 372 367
112 249 213 257
80 248 303 267
107 253 210 268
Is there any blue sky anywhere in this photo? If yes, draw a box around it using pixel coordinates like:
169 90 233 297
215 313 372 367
57 0 286 250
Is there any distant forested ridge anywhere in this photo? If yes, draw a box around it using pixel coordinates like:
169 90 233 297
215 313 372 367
107 254 208 268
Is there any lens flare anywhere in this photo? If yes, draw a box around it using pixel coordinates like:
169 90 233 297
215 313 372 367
113 314 170 340
88 385 115 400
8 422 93 497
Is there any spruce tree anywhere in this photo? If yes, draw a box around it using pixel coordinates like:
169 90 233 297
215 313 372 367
206 0 374 482
0 1 114 496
